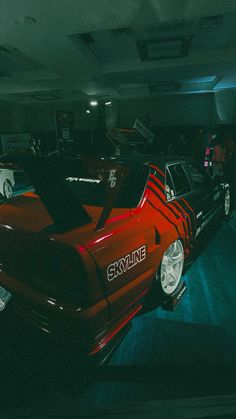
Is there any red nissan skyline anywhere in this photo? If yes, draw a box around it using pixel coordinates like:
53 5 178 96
0 155 231 361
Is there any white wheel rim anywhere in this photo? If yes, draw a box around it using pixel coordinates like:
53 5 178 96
224 190 230 216
160 239 184 295
4 181 12 199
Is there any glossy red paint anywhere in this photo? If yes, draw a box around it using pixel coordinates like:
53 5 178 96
0 155 212 359
89 303 143 355
105 211 131 225
149 164 165 177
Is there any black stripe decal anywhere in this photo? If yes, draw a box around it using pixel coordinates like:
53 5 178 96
150 167 165 183
149 175 165 191
180 199 196 231
147 184 189 248
147 184 180 219
147 199 182 239
149 171 191 249
149 177 187 223
176 200 194 245
171 201 191 243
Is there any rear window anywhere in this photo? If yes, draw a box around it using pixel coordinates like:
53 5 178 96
65 162 149 208
168 163 191 196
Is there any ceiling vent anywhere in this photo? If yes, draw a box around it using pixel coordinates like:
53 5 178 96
137 35 192 61
149 81 181 93
200 15 223 28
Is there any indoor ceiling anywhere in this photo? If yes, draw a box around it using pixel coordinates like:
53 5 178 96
1 0 236 104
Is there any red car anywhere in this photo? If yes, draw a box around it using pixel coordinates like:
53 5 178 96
0 155 231 361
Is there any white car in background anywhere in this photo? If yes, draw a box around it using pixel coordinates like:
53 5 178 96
0 169 15 198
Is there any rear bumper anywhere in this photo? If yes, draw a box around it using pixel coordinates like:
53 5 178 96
0 270 147 358
0 270 108 352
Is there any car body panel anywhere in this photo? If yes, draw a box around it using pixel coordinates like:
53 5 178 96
0 155 229 358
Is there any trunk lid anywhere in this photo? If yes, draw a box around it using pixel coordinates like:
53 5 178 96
0 225 89 304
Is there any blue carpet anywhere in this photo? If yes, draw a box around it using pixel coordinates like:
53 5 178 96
78 212 236 406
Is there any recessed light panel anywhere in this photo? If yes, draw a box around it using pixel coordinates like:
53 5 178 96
137 36 192 61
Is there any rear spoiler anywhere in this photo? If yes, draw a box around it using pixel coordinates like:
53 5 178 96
0 155 92 232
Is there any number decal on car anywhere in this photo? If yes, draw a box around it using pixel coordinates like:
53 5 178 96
108 170 117 188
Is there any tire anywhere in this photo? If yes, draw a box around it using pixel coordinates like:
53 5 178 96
141 239 185 314
3 180 13 199
158 239 184 296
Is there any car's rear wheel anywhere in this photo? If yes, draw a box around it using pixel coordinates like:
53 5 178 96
3 180 13 199
158 239 184 295
141 239 185 314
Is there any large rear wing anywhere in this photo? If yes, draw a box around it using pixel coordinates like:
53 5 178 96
0 155 92 232
0 155 136 232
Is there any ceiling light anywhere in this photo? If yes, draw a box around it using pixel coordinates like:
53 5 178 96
105 101 112 106
90 100 98 107
86 109 91 114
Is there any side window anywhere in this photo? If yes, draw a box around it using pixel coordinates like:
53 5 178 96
188 162 211 189
165 169 175 200
168 163 191 196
